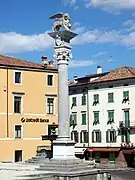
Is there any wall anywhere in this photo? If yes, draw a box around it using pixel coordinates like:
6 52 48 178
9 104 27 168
0 67 58 162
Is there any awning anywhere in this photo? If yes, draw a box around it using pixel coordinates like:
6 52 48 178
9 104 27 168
122 149 134 154
75 148 86 155
87 148 94 152
87 148 120 152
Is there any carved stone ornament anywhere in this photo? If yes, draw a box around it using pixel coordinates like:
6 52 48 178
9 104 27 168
54 50 72 61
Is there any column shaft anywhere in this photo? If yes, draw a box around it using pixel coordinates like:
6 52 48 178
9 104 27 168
58 60 69 139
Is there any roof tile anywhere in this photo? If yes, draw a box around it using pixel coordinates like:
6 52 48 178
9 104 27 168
0 55 57 70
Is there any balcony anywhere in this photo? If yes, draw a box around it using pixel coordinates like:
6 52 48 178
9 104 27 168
42 124 58 141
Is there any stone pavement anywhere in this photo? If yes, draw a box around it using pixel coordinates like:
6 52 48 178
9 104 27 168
0 162 135 180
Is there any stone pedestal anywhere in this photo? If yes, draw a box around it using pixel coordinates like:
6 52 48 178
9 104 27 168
53 139 76 159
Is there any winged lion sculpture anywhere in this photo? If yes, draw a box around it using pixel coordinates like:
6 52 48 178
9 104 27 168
49 13 71 32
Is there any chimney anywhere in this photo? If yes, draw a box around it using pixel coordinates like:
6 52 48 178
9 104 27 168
97 65 102 74
48 60 54 67
41 56 48 67
74 75 78 83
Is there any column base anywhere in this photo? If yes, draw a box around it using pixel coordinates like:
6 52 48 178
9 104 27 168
53 138 76 160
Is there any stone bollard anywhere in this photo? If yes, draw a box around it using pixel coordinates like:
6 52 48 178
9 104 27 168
97 170 103 180
103 172 108 180
107 173 111 180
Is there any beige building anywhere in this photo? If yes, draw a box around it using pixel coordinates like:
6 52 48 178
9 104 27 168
0 55 58 162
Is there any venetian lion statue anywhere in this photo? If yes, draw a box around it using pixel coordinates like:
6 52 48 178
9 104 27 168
49 13 71 32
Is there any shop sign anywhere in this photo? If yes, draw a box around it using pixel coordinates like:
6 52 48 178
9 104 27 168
21 117 49 123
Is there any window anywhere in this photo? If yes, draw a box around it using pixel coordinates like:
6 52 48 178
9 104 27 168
94 152 101 163
81 111 86 125
93 94 99 105
80 131 88 143
47 74 53 86
106 129 116 143
15 125 22 138
124 110 130 127
14 96 22 113
107 110 114 124
109 152 115 162
92 130 101 143
123 91 129 103
72 97 77 106
70 112 77 126
47 98 54 114
15 72 21 84
71 131 78 143
93 111 99 125
82 94 86 105
108 93 114 103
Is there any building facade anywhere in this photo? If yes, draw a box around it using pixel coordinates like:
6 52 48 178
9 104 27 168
0 55 58 162
69 66 135 167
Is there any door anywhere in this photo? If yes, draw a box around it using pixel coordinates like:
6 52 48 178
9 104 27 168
15 150 22 162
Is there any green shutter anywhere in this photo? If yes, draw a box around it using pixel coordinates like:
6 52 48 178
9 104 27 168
126 131 130 143
82 113 86 125
80 131 82 143
108 93 114 103
71 132 73 140
125 111 130 127
92 131 94 142
106 130 109 143
114 130 117 142
86 132 88 143
70 115 72 126
82 95 86 105
75 132 79 143
72 97 76 106
99 131 102 143
123 91 129 98
121 134 125 142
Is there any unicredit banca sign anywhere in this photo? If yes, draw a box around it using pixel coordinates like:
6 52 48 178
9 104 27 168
21 117 49 123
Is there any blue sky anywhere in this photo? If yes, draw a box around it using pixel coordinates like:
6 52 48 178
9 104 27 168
1 0 135 80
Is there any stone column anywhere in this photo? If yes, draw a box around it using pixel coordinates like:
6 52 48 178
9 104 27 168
48 30 77 159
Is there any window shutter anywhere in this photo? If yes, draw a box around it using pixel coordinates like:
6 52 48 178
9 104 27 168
92 131 94 142
71 132 73 140
70 115 72 126
114 130 117 142
76 132 79 143
86 132 88 143
106 130 109 143
99 131 102 143
126 131 130 143
121 134 125 142
82 113 86 125
74 114 77 125
80 131 82 143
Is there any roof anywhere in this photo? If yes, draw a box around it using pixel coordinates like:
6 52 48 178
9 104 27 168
92 66 135 83
69 66 135 88
0 55 57 71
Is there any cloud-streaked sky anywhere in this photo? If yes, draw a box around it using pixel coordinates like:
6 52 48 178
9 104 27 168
0 0 135 79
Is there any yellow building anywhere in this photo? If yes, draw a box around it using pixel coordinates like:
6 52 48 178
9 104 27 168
0 55 58 162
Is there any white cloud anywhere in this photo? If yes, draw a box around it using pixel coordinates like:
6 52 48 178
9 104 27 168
69 59 97 68
86 0 135 13
123 19 135 32
0 31 53 53
62 0 76 6
92 51 107 57
71 29 122 45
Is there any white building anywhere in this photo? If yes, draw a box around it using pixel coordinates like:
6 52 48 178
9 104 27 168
69 66 135 167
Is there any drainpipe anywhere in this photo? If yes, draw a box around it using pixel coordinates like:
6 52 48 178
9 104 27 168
86 86 90 147
6 68 9 137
